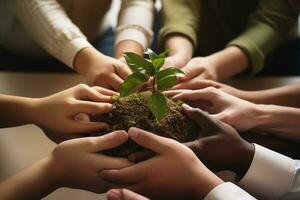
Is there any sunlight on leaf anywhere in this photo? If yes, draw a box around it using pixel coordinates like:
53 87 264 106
120 73 148 97
148 91 167 121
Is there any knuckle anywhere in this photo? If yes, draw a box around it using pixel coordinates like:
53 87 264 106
63 98 76 108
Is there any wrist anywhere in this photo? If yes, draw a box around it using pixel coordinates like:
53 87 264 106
39 156 63 190
73 47 105 76
193 166 224 199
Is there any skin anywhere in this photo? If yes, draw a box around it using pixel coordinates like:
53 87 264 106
73 47 132 91
163 35 194 69
100 127 224 200
173 79 300 108
0 84 116 134
166 87 300 142
107 107 257 200
0 131 133 200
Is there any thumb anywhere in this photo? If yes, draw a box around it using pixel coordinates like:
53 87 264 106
88 130 129 152
182 104 222 133
128 127 173 154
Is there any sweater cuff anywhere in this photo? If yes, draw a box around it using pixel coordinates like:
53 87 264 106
61 38 92 69
227 38 264 74
115 25 153 50
238 144 295 200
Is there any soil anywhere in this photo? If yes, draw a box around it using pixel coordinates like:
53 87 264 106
90 91 200 157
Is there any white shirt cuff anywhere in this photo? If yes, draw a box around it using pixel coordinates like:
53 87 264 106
204 182 256 200
238 144 295 200
61 38 92 68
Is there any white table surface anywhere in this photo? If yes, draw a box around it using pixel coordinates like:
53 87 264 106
0 71 300 200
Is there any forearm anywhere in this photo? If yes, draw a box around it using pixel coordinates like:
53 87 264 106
241 84 300 108
0 95 38 128
254 104 300 142
15 0 91 68
0 157 59 200
207 46 249 80
115 0 154 58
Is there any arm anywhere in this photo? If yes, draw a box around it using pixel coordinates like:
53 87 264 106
16 0 131 90
167 87 300 142
15 0 92 68
159 0 199 68
115 0 154 58
227 0 299 74
0 84 115 134
0 131 132 200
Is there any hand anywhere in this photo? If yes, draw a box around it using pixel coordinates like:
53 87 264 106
74 48 132 91
180 104 255 176
163 54 190 69
177 57 218 82
100 127 223 200
166 87 264 132
34 84 116 134
47 130 133 193
172 79 249 100
107 189 149 200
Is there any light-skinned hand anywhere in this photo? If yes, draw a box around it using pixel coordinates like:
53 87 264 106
34 84 117 134
47 130 133 193
166 87 264 132
100 127 223 200
74 48 132 91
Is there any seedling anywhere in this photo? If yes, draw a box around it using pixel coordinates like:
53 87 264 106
119 48 184 121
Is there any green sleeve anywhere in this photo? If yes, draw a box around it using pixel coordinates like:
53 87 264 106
159 0 200 48
227 0 299 74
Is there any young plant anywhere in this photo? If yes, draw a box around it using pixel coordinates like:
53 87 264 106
119 48 184 121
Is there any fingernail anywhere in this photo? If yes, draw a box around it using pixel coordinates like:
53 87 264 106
107 189 121 200
182 104 192 110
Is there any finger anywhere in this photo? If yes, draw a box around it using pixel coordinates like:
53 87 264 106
75 101 113 115
115 63 132 80
110 74 124 91
107 189 149 200
92 154 133 169
128 127 173 154
182 104 222 132
181 64 205 81
172 88 216 102
100 166 144 185
92 86 119 96
68 120 109 133
163 89 191 97
172 78 198 90
76 85 112 102
87 130 129 152
128 151 155 163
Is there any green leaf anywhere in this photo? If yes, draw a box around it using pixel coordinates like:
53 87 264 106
124 52 155 76
119 73 148 97
153 57 165 70
156 68 185 90
148 91 167 121
144 48 159 61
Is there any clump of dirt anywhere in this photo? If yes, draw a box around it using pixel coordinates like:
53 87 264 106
91 91 200 157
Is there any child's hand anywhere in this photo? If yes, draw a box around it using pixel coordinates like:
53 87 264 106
47 130 133 193
34 84 116 134
100 127 223 200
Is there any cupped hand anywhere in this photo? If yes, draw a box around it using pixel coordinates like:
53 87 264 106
34 84 117 134
181 104 254 176
48 130 133 193
100 127 223 200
